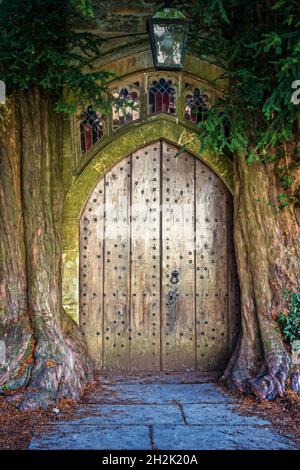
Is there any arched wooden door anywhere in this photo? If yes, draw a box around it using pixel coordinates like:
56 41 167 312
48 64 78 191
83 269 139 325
79 141 240 372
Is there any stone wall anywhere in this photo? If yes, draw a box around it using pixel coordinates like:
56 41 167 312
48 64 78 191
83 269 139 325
74 1 194 54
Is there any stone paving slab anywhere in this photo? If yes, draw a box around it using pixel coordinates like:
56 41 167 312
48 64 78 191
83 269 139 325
29 425 151 450
64 404 184 425
183 403 270 426
88 383 232 404
152 425 296 450
29 382 297 450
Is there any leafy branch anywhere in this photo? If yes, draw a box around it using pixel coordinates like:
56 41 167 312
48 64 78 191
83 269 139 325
0 0 113 113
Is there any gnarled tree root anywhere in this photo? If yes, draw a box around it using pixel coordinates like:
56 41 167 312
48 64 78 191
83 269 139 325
0 312 93 410
222 349 300 400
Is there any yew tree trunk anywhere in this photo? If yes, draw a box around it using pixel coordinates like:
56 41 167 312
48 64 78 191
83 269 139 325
0 89 93 409
223 145 300 400
0 96 33 393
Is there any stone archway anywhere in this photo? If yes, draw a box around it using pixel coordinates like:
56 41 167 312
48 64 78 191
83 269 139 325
78 140 240 372
62 119 234 325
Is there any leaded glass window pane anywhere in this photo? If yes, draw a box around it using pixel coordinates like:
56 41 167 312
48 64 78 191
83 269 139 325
184 88 209 124
148 78 176 115
80 105 104 154
112 85 140 130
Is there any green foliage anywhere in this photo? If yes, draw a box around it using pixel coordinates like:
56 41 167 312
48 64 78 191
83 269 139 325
277 289 300 346
276 193 298 209
191 0 300 160
0 0 113 112
277 158 300 189
70 0 95 17
279 174 293 190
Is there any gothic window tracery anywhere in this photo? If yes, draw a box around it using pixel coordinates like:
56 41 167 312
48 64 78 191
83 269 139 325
77 74 213 158
112 84 140 130
148 77 176 115
184 87 209 124
80 105 104 154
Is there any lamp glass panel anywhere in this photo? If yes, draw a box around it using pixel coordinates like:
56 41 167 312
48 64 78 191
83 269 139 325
153 23 186 68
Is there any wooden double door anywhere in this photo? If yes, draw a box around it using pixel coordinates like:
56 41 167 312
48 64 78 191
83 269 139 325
79 140 240 372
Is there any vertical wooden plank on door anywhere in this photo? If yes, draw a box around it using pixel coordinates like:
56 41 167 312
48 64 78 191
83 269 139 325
161 142 196 371
79 178 104 369
130 143 161 370
195 162 229 371
103 157 131 370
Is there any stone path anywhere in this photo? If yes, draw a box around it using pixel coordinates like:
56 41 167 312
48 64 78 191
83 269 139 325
29 380 296 450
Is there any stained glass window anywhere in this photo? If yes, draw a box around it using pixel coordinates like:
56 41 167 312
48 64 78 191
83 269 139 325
80 105 104 154
148 78 176 115
77 74 216 159
112 85 140 130
184 87 209 124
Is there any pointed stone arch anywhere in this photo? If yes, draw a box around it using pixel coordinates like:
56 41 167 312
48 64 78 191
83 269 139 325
62 117 233 322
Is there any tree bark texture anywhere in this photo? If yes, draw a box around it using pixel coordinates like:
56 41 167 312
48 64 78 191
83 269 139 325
223 145 300 400
0 90 93 409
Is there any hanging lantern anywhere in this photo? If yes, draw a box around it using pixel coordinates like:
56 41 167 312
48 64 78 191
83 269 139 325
148 6 189 70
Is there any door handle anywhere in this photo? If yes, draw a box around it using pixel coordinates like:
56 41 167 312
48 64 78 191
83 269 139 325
170 270 179 284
